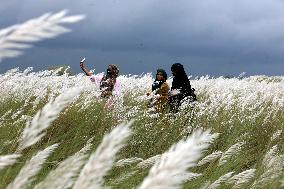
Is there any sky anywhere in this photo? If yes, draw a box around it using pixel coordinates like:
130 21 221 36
0 0 284 77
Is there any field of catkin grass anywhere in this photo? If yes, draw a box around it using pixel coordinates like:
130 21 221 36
0 67 283 189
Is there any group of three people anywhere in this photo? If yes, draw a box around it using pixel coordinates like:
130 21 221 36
80 59 196 112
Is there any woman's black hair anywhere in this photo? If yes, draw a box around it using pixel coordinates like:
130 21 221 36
156 69 167 81
170 63 191 93
152 69 167 92
171 63 187 78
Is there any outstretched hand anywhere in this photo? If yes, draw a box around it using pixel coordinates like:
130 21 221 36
80 58 86 68
80 57 92 76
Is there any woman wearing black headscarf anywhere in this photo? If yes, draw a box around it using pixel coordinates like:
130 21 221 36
169 63 196 112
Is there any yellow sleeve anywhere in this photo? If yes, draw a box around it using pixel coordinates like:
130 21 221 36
158 83 170 101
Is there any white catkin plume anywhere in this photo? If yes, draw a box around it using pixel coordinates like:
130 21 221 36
139 130 216 189
219 142 244 166
252 147 284 188
115 157 143 167
0 10 85 61
258 156 284 186
227 169 256 189
73 121 133 189
0 154 21 171
136 155 162 169
34 140 92 189
173 172 202 182
7 144 58 189
17 87 83 151
207 172 234 189
111 170 139 185
262 145 278 167
271 130 282 141
199 182 211 189
197 151 223 166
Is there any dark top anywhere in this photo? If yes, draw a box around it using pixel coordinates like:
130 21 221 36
171 76 192 98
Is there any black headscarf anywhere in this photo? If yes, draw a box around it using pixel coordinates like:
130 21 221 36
152 69 167 92
171 63 192 96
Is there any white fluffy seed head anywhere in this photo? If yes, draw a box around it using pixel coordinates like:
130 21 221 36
208 172 234 189
227 169 256 189
73 121 133 189
115 157 143 167
136 155 162 169
7 144 58 189
34 140 92 189
0 154 21 171
0 10 85 61
139 129 216 189
17 87 83 151
198 151 223 166
219 142 244 166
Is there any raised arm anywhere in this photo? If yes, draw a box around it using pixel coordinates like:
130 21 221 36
80 58 92 76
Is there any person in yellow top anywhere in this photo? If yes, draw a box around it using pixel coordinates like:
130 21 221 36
147 69 170 113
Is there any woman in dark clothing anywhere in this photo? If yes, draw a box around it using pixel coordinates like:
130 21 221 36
169 63 196 112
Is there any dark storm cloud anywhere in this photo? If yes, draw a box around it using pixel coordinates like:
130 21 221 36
1 0 284 75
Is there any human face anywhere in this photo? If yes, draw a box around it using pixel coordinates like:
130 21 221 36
171 70 177 76
156 72 164 81
107 66 112 74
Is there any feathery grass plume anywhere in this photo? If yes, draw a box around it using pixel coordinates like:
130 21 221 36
0 10 85 61
115 157 143 167
218 142 244 166
252 146 284 188
0 154 21 171
199 182 211 189
138 130 216 189
173 172 202 182
17 87 83 151
73 121 133 189
136 155 161 169
271 130 282 141
197 151 222 166
262 145 278 167
207 172 234 189
227 169 256 189
7 144 58 189
111 170 139 185
34 139 93 189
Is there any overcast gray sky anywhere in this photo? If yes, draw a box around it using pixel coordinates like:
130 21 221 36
1 0 284 76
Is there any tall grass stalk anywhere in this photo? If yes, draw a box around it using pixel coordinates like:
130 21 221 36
0 154 21 171
197 151 222 166
207 172 234 189
252 146 284 188
17 87 83 151
34 140 92 189
228 169 256 189
219 142 244 166
136 155 161 169
73 121 133 189
138 130 217 189
6 144 58 189
115 157 143 167
0 10 85 61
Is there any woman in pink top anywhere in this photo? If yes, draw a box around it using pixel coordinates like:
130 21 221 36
80 58 121 98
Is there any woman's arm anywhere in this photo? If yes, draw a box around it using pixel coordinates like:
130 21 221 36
80 60 92 76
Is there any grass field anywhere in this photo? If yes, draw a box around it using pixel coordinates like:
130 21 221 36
0 68 283 189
